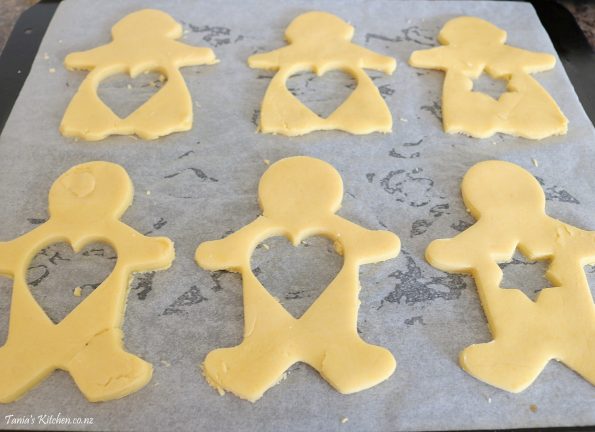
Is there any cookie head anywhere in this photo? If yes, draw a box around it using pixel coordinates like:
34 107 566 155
258 156 343 221
112 9 183 40
461 160 545 218
49 161 133 220
438 16 506 46
285 12 354 43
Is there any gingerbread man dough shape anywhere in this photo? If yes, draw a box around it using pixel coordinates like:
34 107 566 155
61 9 218 141
0 161 175 403
196 156 400 402
426 160 595 392
248 12 396 136
409 17 568 139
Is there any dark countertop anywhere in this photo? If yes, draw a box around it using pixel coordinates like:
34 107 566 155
0 1 593 55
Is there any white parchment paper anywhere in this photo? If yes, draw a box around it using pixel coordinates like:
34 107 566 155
0 1 594 430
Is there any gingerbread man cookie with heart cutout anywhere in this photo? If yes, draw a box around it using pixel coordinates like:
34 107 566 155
0 161 175 402
196 156 401 402
248 12 396 136
61 9 218 141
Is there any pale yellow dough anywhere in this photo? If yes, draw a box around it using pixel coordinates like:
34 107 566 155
195 156 400 402
426 160 595 392
248 11 396 136
61 9 218 141
0 162 175 403
409 17 568 139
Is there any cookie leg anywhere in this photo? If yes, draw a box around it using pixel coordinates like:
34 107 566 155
561 335 595 386
317 338 396 394
203 341 295 402
460 340 548 393
129 72 194 139
330 71 392 134
0 344 54 403
259 72 322 135
60 76 121 141
68 328 152 402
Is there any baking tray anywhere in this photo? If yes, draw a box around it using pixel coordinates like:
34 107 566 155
0 1 594 431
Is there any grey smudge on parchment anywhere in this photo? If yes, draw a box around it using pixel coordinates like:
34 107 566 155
410 203 449 237
177 150 195 160
404 315 425 326
132 272 155 301
378 84 395 99
380 168 441 208
365 25 437 47
251 109 260 127
535 176 580 204
420 101 442 122
404 139 423 147
209 271 227 292
389 149 420 159
451 220 473 232
185 24 243 47
144 217 168 235
162 285 209 315
164 167 218 182
380 252 467 306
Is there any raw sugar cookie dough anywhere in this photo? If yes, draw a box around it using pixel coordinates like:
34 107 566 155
196 156 401 402
0 162 175 403
61 9 218 141
426 160 595 392
249 11 396 136
409 17 568 139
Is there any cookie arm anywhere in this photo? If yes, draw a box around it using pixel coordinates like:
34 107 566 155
425 228 482 274
408 46 451 70
489 47 556 75
350 45 396 74
64 45 112 70
331 217 400 264
247 47 289 70
112 225 175 272
170 41 218 66
196 216 277 272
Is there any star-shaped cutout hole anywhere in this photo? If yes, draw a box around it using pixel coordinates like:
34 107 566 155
472 72 509 101
498 249 552 302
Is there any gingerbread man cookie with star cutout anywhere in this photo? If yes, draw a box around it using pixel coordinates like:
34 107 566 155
409 17 568 139
426 160 595 392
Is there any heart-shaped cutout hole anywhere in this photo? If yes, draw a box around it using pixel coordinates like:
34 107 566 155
98 70 167 119
251 236 343 319
286 70 356 118
498 249 552 302
472 72 509 101
27 242 117 323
